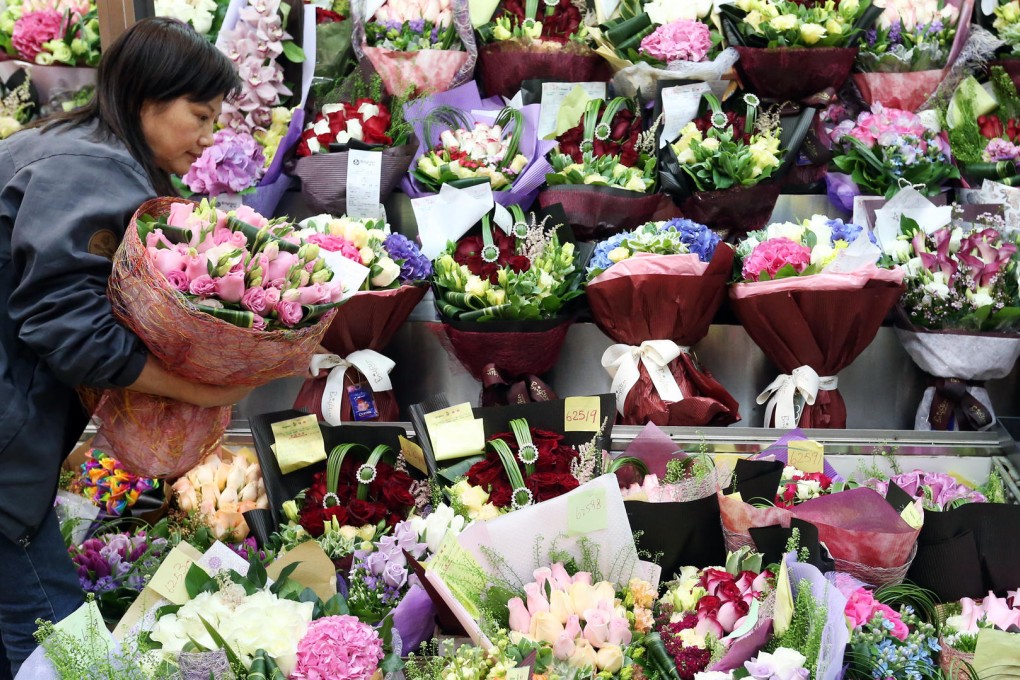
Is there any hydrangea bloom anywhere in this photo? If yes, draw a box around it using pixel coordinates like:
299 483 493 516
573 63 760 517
182 129 265 195
292 615 384 680
639 19 712 63
741 237 812 281
12 10 64 61
384 232 433 282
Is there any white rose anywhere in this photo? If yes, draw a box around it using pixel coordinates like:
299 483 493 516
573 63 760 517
810 243 835 266
371 257 401 287
768 221 805 242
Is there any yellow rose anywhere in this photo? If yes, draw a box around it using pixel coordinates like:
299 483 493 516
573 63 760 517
596 645 624 673
825 18 844 35
744 9 765 29
799 22 826 44
338 525 359 541
624 175 648 193
530 611 565 644
568 640 598 670
839 0 859 16
356 524 377 541
583 174 608 185
568 582 597 615
489 172 510 190
700 137 720 152
769 13 798 31
549 590 574 624
607 247 630 263
475 503 501 520
665 582 707 612
345 222 370 248
509 154 528 174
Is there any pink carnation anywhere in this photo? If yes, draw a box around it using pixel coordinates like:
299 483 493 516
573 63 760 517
639 19 711 63
12 10 64 62
741 237 812 281
306 232 362 262
292 615 383 680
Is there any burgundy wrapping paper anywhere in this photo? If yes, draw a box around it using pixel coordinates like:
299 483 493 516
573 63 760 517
733 47 858 102
288 143 417 215
729 280 905 428
477 42 612 99
587 248 740 426
538 186 681 241
852 70 944 112
293 285 427 422
679 180 783 243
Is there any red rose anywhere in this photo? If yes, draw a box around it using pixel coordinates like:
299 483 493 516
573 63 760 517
316 7 344 23
349 499 385 525
299 505 349 537
716 579 743 604
696 595 721 617
467 456 512 492
527 471 579 503
700 568 734 596
380 477 415 508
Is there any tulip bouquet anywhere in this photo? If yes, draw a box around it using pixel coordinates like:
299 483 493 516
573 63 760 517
502 564 656 678
69 526 169 621
215 0 308 215
585 219 740 426
882 207 1020 430
291 213 431 423
71 448 158 517
652 550 774 679
731 215 904 429
431 207 583 405
587 0 738 99
474 0 609 99
542 96 675 240
353 0 477 96
718 0 878 101
83 198 339 479
171 447 269 542
154 0 227 40
939 590 1020 678
0 0 101 66
661 93 811 241
403 81 554 208
853 0 972 111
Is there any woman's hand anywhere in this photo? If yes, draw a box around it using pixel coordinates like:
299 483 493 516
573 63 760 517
126 356 253 407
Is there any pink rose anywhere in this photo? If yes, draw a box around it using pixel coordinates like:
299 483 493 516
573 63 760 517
232 204 269 228
607 616 632 646
292 284 331 305
214 271 246 303
189 275 216 296
146 229 175 250
167 202 195 229
241 286 268 314
185 253 209 281
276 299 303 327
13 10 64 61
717 600 749 633
524 582 550 616
266 251 298 282
741 237 812 282
533 567 552 591
263 287 281 312
582 608 610 648
695 614 724 640
251 314 267 331
164 270 190 292
700 568 734 597
550 563 573 591
563 614 582 640
508 597 531 634
552 633 575 661
151 247 186 276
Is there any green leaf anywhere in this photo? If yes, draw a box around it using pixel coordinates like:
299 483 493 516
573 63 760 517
248 554 268 590
197 615 243 669
281 40 306 63
269 562 301 595
185 563 214 599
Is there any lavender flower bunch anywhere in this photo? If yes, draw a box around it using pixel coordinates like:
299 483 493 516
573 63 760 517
347 521 427 622
69 530 168 620
182 128 265 196
858 0 960 73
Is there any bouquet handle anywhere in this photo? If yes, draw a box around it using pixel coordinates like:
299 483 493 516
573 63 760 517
602 340 688 415
480 365 558 407
302 350 397 425
921 378 995 431
756 366 839 428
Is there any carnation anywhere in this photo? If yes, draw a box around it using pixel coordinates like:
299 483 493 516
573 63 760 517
741 237 812 281
12 10 64 61
639 19 712 63
292 615 384 680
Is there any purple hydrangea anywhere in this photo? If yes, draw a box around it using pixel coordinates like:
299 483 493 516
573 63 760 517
659 217 721 262
826 218 877 246
383 232 432 282
182 128 265 196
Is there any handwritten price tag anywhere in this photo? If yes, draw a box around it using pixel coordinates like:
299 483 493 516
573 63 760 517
507 668 530 680
564 396 601 432
568 487 607 535
787 440 824 474
148 543 204 604
271 414 327 474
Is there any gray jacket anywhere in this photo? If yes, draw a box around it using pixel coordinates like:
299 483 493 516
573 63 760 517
0 119 154 544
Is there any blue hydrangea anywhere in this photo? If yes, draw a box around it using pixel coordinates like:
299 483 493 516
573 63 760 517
586 232 628 276
384 232 432 282
658 218 721 262
827 218 877 246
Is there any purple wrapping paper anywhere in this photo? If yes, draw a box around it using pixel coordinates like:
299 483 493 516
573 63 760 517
242 172 295 218
390 583 437 652
787 552 849 680
709 597 775 672
261 107 305 186
751 428 843 482
400 81 555 208
616 422 681 486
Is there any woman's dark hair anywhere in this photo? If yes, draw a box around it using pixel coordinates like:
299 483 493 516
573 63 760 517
44 17 241 195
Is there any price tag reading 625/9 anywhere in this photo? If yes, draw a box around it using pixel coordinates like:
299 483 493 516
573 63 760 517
564 396 600 432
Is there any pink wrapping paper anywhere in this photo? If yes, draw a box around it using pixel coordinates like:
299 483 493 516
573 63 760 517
590 252 710 284
362 46 470 96
730 264 905 299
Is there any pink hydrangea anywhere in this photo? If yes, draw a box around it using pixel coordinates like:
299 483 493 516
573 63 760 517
292 615 383 680
741 237 812 281
639 19 712 63
12 10 64 61
831 103 928 147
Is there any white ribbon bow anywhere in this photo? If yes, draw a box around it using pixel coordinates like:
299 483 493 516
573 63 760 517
756 365 838 429
309 350 396 426
601 340 688 415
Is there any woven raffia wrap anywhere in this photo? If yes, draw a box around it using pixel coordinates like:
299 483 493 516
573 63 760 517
83 197 336 478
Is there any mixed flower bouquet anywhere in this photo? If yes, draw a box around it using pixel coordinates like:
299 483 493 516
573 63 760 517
945 67 1020 185
82 198 340 479
542 96 671 241
215 0 308 215
827 103 959 209
661 93 811 241
292 212 431 423
718 0 879 101
585 219 740 426
587 0 738 99
474 0 608 99
730 215 905 429
403 82 554 208
939 590 1020 678
881 203 1020 430
69 526 168 621
171 447 268 541
154 0 228 40
853 0 973 111
841 585 940 680
0 0 101 66
774 465 836 509
431 208 583 404
352 0 477 95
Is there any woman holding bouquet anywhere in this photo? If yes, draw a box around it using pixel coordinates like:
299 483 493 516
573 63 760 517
0 18 247 678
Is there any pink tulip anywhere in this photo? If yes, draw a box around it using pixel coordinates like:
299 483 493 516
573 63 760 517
582 609 610 649
508 597 531 634
266 251 298 282
607 617 632 646
214 271 246 303
524 582 550 616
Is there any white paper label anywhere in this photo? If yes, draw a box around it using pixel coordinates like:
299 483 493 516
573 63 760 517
346 149 383 220
538 82 607 140
413 183 495 259
599 0 621 20
217 192 243 211
321 250 370 300
661 82 710 148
